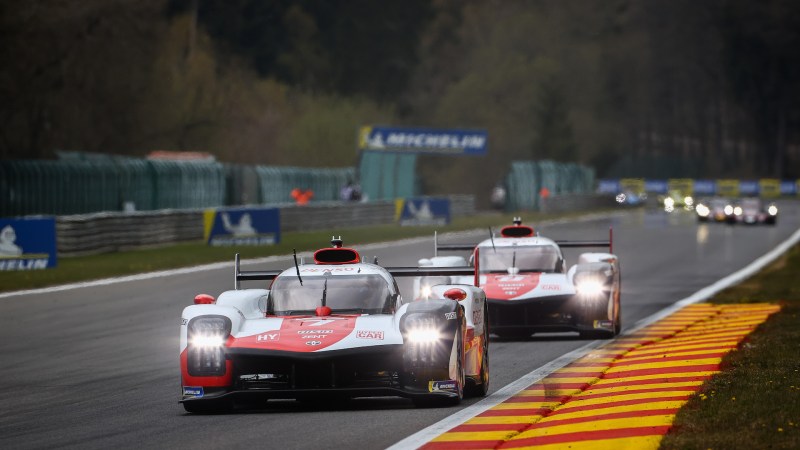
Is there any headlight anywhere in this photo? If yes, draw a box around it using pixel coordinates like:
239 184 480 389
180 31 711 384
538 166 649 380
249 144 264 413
664 197 675 207
407 328 441 343
616 193 626 203
576 279 605 296
684 196 694 206
187 316 231 376
724 205 734 215
696 205 710 217
419 284 432 299
768 205 778 215
403 315 442 343
734 206 743 216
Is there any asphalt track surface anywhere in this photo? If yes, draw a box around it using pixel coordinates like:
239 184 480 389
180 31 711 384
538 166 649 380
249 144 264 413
1 202 798 450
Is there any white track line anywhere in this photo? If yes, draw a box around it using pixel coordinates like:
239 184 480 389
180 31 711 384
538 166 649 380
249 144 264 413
387 225 800 450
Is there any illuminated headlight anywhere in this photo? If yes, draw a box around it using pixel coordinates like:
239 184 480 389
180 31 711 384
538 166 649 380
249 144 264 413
734 206 743 216
696 205 710 217
684 196 694 206
724 205 734 215
768 205 778 215
576 279 605 296
407 328 441 343
616 193 626 203
191 334 226 349
419 284 433 299
187 316 231 376
664 197 675 208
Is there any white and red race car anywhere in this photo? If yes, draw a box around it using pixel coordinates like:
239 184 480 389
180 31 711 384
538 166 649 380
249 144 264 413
417 218 621 340
180 238 489 413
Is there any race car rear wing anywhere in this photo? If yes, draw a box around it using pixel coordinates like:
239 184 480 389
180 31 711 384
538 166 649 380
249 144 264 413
234 253 282 289
233 254 479 289
434 227 614 254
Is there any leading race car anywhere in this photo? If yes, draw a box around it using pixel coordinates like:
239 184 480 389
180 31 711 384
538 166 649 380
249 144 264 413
730 197 778 225
416 218 621 340
179 238 489 413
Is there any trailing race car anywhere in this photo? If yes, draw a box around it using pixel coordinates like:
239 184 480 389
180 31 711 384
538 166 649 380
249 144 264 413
695 197 735 223
417 218 621 340
730 197 778 225
179 238 489 413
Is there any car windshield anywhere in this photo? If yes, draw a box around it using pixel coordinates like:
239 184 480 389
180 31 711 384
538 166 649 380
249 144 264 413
268 273 392 315
741 198 761 210
479 245 560 273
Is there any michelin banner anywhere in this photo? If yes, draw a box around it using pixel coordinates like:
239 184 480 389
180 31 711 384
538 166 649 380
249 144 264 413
396 198 451 226
203 207 280 246
359 126 488 156
0 217 57 270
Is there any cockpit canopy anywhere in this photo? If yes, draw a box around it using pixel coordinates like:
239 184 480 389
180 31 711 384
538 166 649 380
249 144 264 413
479 245 562 273
268 273 393 315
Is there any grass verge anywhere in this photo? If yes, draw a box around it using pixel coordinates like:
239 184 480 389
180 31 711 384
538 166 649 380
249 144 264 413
0 210 608 293
659 243 800 450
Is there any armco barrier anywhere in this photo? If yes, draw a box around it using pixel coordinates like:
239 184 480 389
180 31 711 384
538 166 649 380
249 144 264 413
55 196 476 256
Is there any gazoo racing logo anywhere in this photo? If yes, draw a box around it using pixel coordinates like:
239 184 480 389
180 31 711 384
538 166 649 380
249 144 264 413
356 330 384 340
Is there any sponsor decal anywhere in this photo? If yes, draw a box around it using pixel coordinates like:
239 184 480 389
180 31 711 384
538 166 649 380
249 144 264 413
305 319 336 327
301 267 355 272
305 341 322 346
398 198 451 226
0 218 57 270
444 312 457 320
359 125 488 155
483 273 541 300
472 309 483 324
297 330 334 334
300 335 328 339
181 318 188 326
256 332 280 342
540 284 561 291
183 386 204 398
428 380 459 393
203 207 280 246
594 320 614 329
356 330 384 340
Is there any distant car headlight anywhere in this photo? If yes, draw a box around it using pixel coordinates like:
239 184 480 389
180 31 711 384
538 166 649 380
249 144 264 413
684 196 694 206
419 284 433 299
724 205 734 215
696 205 710 217
734 206 743 216
664 197 675 208
616 193 626 203
768 205 778 215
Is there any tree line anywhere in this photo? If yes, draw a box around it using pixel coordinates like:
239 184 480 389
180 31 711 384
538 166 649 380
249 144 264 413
2 0 797 203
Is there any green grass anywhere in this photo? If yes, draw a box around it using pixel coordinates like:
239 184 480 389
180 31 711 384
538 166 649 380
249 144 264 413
659 244 800 450
0 210 607 293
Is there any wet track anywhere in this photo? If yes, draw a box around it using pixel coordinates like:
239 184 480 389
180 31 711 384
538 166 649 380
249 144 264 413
1 202 798 449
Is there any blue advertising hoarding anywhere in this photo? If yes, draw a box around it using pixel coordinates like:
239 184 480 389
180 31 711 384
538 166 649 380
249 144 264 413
203 207 280 246
397 198 451 226
359 126 488 155
0 217 57 270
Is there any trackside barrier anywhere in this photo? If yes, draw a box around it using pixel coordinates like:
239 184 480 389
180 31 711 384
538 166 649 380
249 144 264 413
54 196 476 256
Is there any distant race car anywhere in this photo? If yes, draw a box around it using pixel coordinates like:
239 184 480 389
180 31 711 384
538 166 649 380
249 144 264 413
660 190 694 212
695 197 735 223
731 197 778 225
180 238 490 413
416 218 621 340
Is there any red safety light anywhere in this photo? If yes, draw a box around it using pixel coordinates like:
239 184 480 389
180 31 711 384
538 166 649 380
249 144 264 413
194 294 215 305
313 248 361 265
443 288 467 301
315 306 332 316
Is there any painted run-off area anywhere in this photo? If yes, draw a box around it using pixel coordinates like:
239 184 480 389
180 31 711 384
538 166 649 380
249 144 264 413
420 303 780 449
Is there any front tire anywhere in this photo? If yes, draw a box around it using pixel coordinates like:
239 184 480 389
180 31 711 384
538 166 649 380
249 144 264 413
465 306 490 397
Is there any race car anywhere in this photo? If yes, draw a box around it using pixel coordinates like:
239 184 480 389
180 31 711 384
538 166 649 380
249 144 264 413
730 197 778 225
179 238 489 413
416 218 620 340
695 197 735 223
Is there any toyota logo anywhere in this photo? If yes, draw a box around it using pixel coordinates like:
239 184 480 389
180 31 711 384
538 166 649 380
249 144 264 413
306 341 322 346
